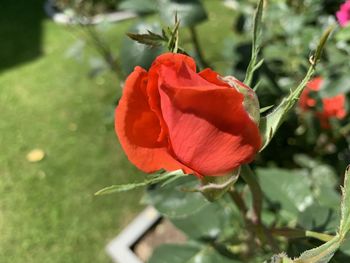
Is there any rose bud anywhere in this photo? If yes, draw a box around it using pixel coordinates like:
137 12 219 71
299 77 346 129
115 53 261 178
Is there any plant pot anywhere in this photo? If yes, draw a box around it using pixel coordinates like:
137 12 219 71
106 206 186 263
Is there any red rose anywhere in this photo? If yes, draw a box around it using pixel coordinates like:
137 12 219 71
299 77 346 128
115 53 261 178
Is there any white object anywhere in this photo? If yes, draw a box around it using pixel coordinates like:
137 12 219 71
106 206 161 263
44 0 137 25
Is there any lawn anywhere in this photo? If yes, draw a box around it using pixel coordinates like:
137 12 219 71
0 1 233 262
0 2 143 262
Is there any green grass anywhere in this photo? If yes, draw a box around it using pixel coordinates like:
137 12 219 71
0 12 144 263
0 1 234 262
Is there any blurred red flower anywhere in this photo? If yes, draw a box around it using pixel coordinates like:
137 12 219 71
115 53 261 178
299 77 346 128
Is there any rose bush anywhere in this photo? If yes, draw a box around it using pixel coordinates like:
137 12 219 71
92 1 350 262
115 52 261 178
299 77 346 128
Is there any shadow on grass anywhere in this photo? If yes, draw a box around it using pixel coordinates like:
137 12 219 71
0 0 45 72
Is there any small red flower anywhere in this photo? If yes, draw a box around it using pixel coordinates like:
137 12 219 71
115 53 261 178
299 77 346 128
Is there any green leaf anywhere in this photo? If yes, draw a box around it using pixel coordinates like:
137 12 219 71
294 155 339 209
339 237 350 256
298 204 339 233
148 244 200 263
244 0 264 87
170 201 236 240
260 105 274 114
148 243 239 263
166 18 181 53
258 168 313 217
94 170 185 195
319 75 350 98
294 236 340 263
271 166 350 263
293 154 318 169
259 26 333 151
335 25 350 41
310 165 339 209
120 22 165 75
144 176 209 218
126 31 165 47
157 0 207 27
124 18 186 54
339 165 350 237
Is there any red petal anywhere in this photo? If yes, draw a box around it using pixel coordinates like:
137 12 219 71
158 62 261 176
199 68 231 87
322 94 346 119
307 77 323 91
115 66 191 173
147 53 197 142
299 77 323 110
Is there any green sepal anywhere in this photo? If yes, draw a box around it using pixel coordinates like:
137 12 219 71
143 176 209 218
200 168 240 202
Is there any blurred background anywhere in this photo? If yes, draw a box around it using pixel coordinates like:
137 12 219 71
1 0 350 262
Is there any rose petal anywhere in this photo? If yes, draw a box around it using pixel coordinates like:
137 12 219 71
323 94 346 119
299 77 323 110
158 63 261 176
146 53 197 142
199 68 231 87
115 66 191 173
307 77 322 91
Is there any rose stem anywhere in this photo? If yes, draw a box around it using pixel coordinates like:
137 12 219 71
240 165 279 252
229 189 248 216
240 165 262 224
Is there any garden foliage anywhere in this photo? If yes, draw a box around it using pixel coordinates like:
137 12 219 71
87 0 350 261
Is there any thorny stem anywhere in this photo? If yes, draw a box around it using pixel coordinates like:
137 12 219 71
229 187 260 259
189 26 211 69
71 21 124 80
85 26 123 79
230 166 279 252
229 189 248 216
240 165 263 224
